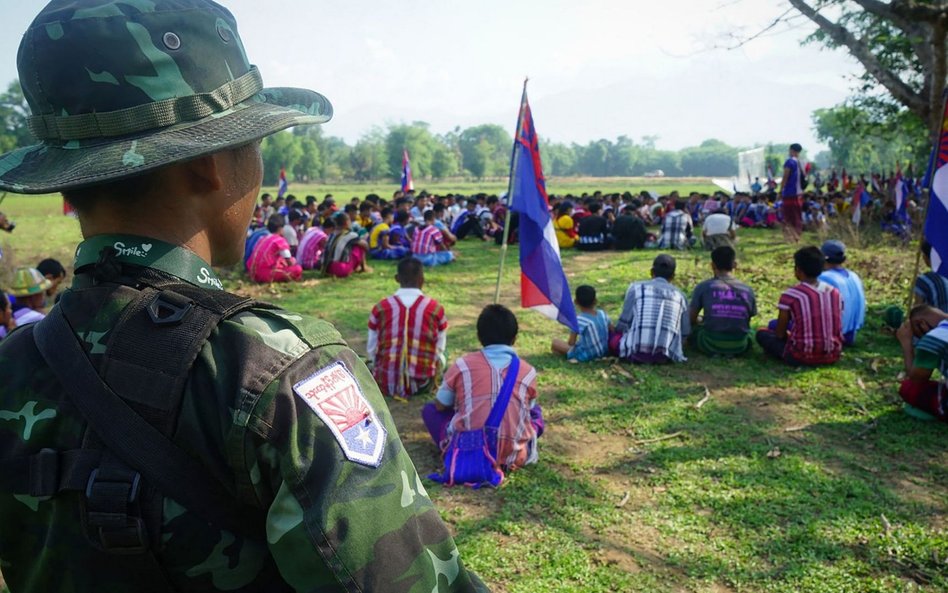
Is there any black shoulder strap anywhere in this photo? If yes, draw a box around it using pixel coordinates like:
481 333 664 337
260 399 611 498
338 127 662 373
31 303 267 539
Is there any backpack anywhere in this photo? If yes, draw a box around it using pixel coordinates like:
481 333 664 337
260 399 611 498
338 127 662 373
428 355 520 489
0 269 277 562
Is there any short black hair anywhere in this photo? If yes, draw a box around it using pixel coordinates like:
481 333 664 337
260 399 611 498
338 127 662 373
396 257 424 285
423 210 435 222
37 258 66 278
711 246 736 271
394 210 410 225
380 207 394 219
267 214 284 233
288 210 303 223
575 285 596 308
794 246 825 279
476 304 519 347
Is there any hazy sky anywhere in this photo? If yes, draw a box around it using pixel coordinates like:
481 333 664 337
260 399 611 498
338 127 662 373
1 0 861 152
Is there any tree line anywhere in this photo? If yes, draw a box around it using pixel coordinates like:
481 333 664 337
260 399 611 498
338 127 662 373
0 73 935 186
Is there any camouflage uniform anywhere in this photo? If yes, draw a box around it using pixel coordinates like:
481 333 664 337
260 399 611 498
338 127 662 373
0 1 488 591
0 235 486 592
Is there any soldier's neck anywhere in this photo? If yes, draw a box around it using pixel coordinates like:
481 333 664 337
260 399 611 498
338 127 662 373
79 216 213 264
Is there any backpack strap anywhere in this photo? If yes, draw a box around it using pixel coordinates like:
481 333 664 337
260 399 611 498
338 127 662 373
31 306 267 541
484 355 520 432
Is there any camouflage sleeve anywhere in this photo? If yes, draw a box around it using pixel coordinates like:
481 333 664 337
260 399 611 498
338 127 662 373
243 315 487 593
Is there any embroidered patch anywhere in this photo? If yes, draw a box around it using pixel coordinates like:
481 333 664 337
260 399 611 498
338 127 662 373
293 362 386 468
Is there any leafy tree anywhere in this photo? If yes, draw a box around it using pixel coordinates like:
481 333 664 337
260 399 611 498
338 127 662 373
350 129 388 181
261 131 303 185
459 125 511 178
812 103 928 170
385 122 440 179
784 0 948 137
293 138 322 182
430 145 460 178
0 80 32 150
679 139 738 176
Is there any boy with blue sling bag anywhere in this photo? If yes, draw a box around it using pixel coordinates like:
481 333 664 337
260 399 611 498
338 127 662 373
423 305 543 488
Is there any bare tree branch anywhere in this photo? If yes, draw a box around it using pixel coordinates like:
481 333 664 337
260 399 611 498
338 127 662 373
715 7 800 50
788 0 929 118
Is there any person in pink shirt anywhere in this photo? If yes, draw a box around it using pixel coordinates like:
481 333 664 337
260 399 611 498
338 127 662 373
246 214 302 283
297 219 330 270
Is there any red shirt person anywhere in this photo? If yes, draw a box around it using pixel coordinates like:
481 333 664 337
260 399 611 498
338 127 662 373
756 246 843 366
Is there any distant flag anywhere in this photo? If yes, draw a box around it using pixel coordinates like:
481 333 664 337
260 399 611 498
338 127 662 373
277 167 288 199
400 149 414 193
925 90 948 276
508 84 579 332
894 165 909 223
851 180 871 225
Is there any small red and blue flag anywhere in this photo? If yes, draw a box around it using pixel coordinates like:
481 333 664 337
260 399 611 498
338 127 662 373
851 180 871 225
400 149 414 193
508 85 578 332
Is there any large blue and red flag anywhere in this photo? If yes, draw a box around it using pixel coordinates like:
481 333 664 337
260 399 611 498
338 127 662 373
277 167 288 199
925 91 948 276
508 87 578 332
400 149 414 193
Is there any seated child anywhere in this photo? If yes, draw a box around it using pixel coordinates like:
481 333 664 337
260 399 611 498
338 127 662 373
369 207 410 260
0 292 13 340
368 258 447 400
297 219 330 270
615 254 690 364
411 210 455 267
36 258 67 299
896 305 948 422
914 238 948 313
756 246 843 366
8 267 52 327
689 246 757 356
421 304 543 471
246 214 302 283
818 240 865 346
319 212 370 278
551 285 612 361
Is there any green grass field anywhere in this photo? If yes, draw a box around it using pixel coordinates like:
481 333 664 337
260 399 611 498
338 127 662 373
0 184 945 593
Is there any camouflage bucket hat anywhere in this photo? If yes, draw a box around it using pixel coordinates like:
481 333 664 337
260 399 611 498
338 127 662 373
0 0 332 195
9 267 53 297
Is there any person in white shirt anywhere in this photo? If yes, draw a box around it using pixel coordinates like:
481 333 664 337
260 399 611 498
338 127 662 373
702 209 736 251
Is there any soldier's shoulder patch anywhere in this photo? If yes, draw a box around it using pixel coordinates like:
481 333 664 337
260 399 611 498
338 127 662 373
293 362 386 468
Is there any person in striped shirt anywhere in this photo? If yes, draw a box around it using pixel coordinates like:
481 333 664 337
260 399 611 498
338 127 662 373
552 285 613 362
421 304 543 471
756 246 843 366
411 210 456 266
897 305 948 422
914 238 948 313
367 257 447 401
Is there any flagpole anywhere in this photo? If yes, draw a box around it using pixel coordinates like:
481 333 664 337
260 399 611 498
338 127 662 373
493 78 529 305
905 91 948 315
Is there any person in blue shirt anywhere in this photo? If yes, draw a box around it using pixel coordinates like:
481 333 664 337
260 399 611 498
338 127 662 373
818 240 866 346
552 285 613 361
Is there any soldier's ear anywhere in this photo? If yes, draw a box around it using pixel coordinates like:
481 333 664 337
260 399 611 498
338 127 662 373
182 153 225 194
